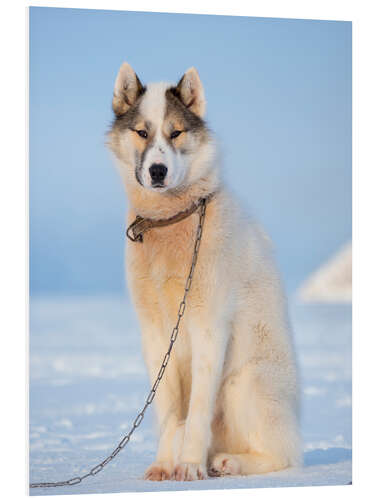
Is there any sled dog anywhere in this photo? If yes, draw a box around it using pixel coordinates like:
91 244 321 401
107 62 302 481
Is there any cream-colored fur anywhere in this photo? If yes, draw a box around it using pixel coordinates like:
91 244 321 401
108 63 302 481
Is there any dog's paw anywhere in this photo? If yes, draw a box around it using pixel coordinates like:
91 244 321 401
144 461 173 481
173 462 207 481
209 453 241 476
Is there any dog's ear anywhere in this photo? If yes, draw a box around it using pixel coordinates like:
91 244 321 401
175 67 206 117
112 62 144 116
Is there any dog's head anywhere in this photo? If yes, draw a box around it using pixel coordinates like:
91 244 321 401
107 63 215 194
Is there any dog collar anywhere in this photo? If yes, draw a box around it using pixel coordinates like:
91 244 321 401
126 192 215 243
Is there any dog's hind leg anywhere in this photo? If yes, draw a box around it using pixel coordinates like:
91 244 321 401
210 451 287 476
209 399 301 476
209 358 301 477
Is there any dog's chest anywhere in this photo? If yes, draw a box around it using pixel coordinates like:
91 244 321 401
137 219 196 364
142 216 197 285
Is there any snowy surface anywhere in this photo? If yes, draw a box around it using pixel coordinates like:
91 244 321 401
29 296 352 495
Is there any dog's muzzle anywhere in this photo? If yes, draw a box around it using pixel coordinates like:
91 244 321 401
149 163 167 187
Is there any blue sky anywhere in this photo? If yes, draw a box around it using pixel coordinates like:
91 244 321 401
29 8 351 295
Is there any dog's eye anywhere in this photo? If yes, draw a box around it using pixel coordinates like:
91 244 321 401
137 130 148 139
170 130 182 139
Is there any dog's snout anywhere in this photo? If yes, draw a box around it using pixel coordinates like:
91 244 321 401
149 163 167 185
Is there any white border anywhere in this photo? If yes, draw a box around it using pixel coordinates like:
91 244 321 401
1 1 374 499
28 0 355 20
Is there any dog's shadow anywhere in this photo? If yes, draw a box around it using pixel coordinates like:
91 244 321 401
304 447 352 466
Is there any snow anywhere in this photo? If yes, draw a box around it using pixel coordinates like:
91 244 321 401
298 242 352 303
29 296 352 495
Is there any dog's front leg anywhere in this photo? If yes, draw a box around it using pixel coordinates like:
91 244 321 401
142 327 182 481
174 318 227 481
127 264 183 481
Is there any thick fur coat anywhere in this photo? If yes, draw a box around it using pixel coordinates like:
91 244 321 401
107 63 302 481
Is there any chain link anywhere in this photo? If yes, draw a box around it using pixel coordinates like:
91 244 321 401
29 198 207 489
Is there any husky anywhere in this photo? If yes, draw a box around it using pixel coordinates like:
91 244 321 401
107 62 302 481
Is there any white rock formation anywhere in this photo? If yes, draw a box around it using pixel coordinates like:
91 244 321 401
298 242 352 303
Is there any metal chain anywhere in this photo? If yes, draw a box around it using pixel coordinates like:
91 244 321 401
30 198 207 489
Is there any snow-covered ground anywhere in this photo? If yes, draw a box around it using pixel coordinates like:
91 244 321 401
29 295 352 495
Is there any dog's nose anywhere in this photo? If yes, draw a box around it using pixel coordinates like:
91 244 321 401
149 163 168 184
